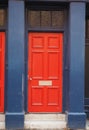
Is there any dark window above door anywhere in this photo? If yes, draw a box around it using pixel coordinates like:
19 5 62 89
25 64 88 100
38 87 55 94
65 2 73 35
0 8 6 29
27 10 65 29
86 16 89 40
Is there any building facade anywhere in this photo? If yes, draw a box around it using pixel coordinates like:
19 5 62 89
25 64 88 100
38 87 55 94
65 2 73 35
0 0 89 129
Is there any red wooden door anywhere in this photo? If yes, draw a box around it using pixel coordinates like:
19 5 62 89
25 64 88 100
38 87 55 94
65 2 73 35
28 33 63 112
0 32 5 112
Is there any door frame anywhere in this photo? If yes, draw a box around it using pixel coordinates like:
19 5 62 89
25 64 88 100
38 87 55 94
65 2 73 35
24 3 69 113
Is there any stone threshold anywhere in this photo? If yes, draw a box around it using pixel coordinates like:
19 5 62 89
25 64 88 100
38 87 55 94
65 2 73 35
25 114 66 129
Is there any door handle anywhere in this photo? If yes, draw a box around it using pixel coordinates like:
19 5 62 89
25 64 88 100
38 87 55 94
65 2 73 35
27 75 32 80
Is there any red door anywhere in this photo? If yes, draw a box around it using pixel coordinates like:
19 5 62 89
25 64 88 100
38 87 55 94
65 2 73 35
28 33 63 112
0 32 5 112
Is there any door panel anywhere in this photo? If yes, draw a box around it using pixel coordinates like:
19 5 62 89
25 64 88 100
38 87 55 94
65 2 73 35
0 32 5 112
28 33 63 112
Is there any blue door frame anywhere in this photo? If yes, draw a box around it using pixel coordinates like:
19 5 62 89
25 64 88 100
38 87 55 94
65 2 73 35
5 0 86 129
25 3 69 113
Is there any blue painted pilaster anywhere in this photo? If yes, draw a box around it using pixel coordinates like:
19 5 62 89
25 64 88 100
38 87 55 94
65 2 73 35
67 2 86 129
5 0 25 129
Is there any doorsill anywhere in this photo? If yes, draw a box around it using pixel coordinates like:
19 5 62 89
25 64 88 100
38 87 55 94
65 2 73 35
25 113 66 129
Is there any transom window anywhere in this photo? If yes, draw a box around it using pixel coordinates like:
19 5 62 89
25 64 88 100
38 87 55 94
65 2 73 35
27 10 65 28
86 16 89 40
0 9 6 28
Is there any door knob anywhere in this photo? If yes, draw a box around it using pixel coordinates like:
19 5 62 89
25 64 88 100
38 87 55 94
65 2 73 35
27 75 32 80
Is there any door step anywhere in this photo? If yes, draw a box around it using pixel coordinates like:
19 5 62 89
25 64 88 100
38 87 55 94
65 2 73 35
25 114 66 130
